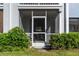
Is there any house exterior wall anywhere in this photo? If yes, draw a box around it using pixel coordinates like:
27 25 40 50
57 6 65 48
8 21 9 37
3 3 10 32
10 3 19 29
2 3 66 33
0 3 69 48
3 3 19 32
69 3 79 32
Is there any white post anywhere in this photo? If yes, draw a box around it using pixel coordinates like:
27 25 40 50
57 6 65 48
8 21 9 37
32 11 33 46
10 3 19 29
59 4 64 34
66 3 69 33
45 10 47 42
3 3 10 32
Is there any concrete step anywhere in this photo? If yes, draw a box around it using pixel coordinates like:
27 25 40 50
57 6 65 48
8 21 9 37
32 43 45 48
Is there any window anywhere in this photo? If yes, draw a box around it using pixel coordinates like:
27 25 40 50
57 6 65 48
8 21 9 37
69 18 79 32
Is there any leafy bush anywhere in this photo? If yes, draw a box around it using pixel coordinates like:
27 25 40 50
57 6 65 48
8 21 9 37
50 32 79 49
8 27 30 48
50 34 60 49
0 33 9 46
66 32 79 48
0 27 30 52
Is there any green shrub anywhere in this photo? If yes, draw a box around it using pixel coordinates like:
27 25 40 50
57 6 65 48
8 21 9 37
0 27 30 52
66 32 79 48
50 34 60 49
50 32 79 49
59 33 67 49
8 27 30 48
0 33 9 46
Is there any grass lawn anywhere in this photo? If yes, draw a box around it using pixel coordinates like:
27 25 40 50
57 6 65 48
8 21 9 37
0 48 79 56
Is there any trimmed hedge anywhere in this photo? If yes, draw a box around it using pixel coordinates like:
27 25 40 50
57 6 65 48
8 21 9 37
0 27 30 51
50 32 79 49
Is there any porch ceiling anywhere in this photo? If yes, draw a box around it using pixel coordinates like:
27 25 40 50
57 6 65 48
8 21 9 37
19 9 59 16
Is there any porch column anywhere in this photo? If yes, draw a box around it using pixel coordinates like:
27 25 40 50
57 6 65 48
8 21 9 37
10 3 19 29
3 3 10 32
59 4 64 33
66 3 69 33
